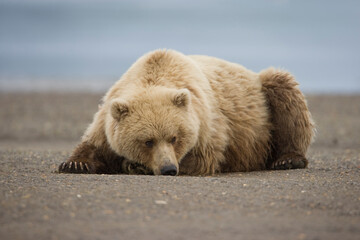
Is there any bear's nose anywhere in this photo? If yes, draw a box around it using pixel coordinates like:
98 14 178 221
160 165 177 176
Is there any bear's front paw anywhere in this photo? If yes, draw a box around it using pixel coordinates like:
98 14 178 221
122 160 153 175
58 161 94 174
271 154 308 170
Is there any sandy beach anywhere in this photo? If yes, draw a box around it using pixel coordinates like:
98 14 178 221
0 92 359 240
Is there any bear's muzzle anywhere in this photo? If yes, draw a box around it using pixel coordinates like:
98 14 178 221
160 164 177 176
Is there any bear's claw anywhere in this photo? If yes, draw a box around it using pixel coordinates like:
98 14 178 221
271 155 308 170
79 162 84 171
58 161 91 174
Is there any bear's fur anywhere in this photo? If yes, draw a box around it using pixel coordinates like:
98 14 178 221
58 49 315 176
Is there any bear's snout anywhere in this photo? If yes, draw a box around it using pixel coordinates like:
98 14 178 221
160 164 177 176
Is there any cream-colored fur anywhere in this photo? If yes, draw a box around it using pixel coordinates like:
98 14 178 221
59 49 314 175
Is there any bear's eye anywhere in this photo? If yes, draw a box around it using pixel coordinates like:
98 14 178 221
170 136 177 144
145 140 154 148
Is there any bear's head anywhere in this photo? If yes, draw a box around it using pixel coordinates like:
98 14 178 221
105 87 200 176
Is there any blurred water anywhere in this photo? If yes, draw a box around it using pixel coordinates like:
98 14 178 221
0 0 359 93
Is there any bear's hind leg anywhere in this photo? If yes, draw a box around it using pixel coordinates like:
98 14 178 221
271 153 308 170
260 68 315 170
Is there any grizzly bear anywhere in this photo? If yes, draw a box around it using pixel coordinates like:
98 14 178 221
58 49 314 176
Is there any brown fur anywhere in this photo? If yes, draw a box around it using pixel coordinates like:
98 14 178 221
259 68 315 169
58 49 315 176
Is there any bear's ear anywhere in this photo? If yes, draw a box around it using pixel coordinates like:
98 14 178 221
172 89 191 108
111 100 129 121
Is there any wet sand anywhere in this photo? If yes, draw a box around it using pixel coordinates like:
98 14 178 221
0 92 359 240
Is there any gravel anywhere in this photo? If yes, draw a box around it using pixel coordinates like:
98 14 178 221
0 92 359 240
